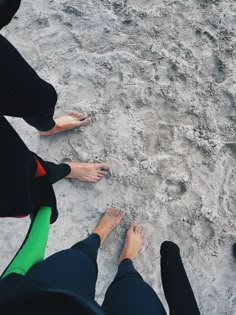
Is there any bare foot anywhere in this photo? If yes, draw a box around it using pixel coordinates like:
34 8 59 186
93 208 125 245
119 223 144 263
38 112 91 136
65 162 110 183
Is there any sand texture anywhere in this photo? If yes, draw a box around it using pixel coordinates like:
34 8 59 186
0 0 236 314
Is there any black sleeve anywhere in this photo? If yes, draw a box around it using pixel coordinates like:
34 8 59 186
0 0 21 29
160 241 201 315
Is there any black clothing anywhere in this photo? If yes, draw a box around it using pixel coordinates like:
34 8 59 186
0 116 71 222
0 116 67 223
38 158 71 185
161 241 200 315
0 0 21 30
0 35 57 131
26 233 166 315
0 115 38 217
0 239 200 315
26 234 101 299
0 1 57 130
233 243 236 259
0 0 56 130
102 259 167 315
0 274 105 315
0 2 69 221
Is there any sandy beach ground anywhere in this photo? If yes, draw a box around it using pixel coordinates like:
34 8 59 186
0 0 236 314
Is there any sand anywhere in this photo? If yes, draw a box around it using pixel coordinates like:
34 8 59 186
0 0 236 314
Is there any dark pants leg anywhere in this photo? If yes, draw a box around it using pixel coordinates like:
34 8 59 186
0 35 57 131
0 0 21 30
23 106 56 131
38 158 71 185
0 116 70 219
0 115 37 217
0 36 69 218
160 241 200 315
233 243 236 259
102 259 167 315
26 234 101 299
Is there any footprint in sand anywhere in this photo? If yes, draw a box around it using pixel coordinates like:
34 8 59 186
213 55 225 83
166 179 187 198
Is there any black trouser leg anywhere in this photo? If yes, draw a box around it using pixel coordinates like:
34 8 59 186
26 234 101 299
0 0 21 30
23 104 56 131
233 243 236 259
0 115 37 217
0 35 57 131
0 115 59 222
102 259 167 315
0 116 69 219
36 158 71 185
160 241 200 315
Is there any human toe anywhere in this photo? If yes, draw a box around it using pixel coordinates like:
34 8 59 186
98 170 108 176
106 208 114 216
100 163 110 171
68 111 83 117
78 114 88 121
79 117 92 127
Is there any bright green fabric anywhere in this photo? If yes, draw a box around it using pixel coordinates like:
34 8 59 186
2 206 51 278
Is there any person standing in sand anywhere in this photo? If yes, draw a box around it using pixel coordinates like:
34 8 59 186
0 208 201 315
0 0 110 222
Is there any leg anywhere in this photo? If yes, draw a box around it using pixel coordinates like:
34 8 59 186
26 234 100 298
102 224 167 315
23 103 56 132
233 243 236 259
26 208 124 298
1 206 51 278
38 112 92 136
160 241 200 315
0 115 37 217
36 157 71 185
0 35 91 133
0 0 21 29
37 156 111 184
0 35 57 124
0 116 58 221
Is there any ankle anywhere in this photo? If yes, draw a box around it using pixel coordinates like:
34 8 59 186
119 256 134 264
119 252 134 263
92 228 106 245
39 124 58 136
51 123 61 133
